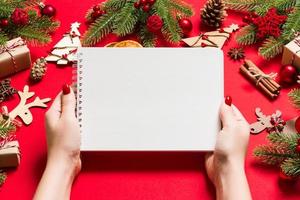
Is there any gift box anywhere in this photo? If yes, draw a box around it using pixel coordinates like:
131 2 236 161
0 37 31 78
0 141 20 168
282 36 300 69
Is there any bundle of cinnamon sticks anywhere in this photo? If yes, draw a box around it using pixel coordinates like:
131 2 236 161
240 60 281 99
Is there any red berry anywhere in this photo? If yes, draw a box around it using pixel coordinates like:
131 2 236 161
202 35 208 40
225 96 232 106
148 0 156 5
142 4 151 12
134 2 140 8
201 43 207 47
178 18 193 35
296 145 300 153
91 10 102 20
140 0 147 5
93 5 101 11
0 19 9 27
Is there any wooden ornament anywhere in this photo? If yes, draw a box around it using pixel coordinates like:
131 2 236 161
7 85 51 125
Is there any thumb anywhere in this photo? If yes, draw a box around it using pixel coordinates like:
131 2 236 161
61 84 76 117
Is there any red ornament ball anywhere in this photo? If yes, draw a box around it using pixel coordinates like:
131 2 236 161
295 116 300 133
41 4 56 17
146 15 163 33
142 4 151 12
11 8 29 25
178 18 193 35
296 144 300 153
279 65 298 86
0 19 9 27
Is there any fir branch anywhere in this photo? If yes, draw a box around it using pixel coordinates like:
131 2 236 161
224 0 259 11
236 25 257 45
0 32 8 46
113 2 139 36
0 1 14 18
288 89 300 109
0 119 16 139
281 158 300 177
82 12 117 46
267 132 300 151
138 26 157 47
30 16 60 32
169 0 194 17
104 0 127 11
281 2 300 41
154 0 182 43
15 26 51 46
274 0 297 12
0 171 7 186
254 145 296 165
254 4 271 15
258 37 285 60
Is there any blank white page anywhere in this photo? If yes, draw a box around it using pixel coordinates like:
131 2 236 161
77 48 223 151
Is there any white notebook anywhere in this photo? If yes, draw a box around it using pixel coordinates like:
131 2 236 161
76 48 223 151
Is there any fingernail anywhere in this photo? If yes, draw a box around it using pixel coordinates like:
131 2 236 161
225 96 232 106
62 84 70 95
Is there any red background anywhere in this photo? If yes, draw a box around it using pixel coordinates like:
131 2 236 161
1 0 300 199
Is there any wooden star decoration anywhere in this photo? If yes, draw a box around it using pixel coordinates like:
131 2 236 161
0 79 17 103
252 8 287 39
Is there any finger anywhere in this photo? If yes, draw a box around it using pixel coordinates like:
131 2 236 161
219 102 236 128
61 84 76 117
231 105 247 122
46 91 62 121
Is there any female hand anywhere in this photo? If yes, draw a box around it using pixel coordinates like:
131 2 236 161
205 97 252 200
34 84 81 200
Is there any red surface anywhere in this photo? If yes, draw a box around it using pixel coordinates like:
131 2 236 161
1 0 300 199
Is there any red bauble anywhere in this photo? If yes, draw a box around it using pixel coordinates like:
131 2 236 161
295 116 300 133
0 19 9 27
178 18 193 35
146 15 163 33
296 144 300 153
279 65 298 86
142 4 151 12
11 8 29 25
41 4 56 17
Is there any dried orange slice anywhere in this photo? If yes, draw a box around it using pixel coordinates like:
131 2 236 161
113 40 143 48
105 42 118 47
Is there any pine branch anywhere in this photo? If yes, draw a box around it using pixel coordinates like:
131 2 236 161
236 25 257 45
224 0 260 11
281 2 300 41
113 2 139 36
0 119 16 139
274 0 297 11
104 0 127 11
0 32 8 46
169 0 194 17
288 89 300 109
281 158 300 177
82 12 118 46
15 26 51 46
138 26 157 47
267 132 300 151
154 0 182 43
0 171 7 186
254 4 271 15
30 15 60 32
258 37 285 60
0 1 14 18
254 145 296 165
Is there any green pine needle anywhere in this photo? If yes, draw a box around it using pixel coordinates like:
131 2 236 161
0 171 7 187
258 37 285 60
0 33 8 46
267 132 300 151
281 158 300 177
0 119 17 139
282 2 300 41
169 0 194 17
104 0 127 11
113 2 139 36
16 27 51 46
274 0 297 11
225 0 259 11
138 26 157 47
288 89 300 109
83 12 117 46
236 25 257 45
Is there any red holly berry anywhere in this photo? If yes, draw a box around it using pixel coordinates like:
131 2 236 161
148 0 156 5
201 43 207 47
0 19 9 27
142 4 151 12
178 18 193 35
134 1 140 8
41 4 56 17
93 5 101 11
140 0 147 5
146 15 163 33
11 8 29 25
296 145 300 153
202 35 208 40
91 10 103 20
242 15 252 23
279 65 298 86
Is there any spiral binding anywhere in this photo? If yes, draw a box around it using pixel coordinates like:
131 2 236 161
72 52 83 129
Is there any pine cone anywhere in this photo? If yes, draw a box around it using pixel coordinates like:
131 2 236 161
30 58 47 81
201 0 227 28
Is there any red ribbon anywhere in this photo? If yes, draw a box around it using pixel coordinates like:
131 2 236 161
0 39 26 72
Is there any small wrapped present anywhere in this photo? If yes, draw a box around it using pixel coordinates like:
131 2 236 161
0 37 31 78
282 36 300 69
0 141 20 168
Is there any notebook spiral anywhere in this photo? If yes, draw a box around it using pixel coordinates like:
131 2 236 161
72 52 83 128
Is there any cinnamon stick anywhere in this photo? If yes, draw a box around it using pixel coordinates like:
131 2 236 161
240 65 277 99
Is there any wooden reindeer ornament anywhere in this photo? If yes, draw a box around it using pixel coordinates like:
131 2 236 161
6 86 51 125
250 108 285 135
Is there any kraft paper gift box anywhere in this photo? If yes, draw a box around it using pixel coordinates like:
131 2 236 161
0 37 31 78
282 36 300 69
0 141 20 168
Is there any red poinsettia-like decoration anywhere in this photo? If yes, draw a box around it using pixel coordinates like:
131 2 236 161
252 8 287 39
